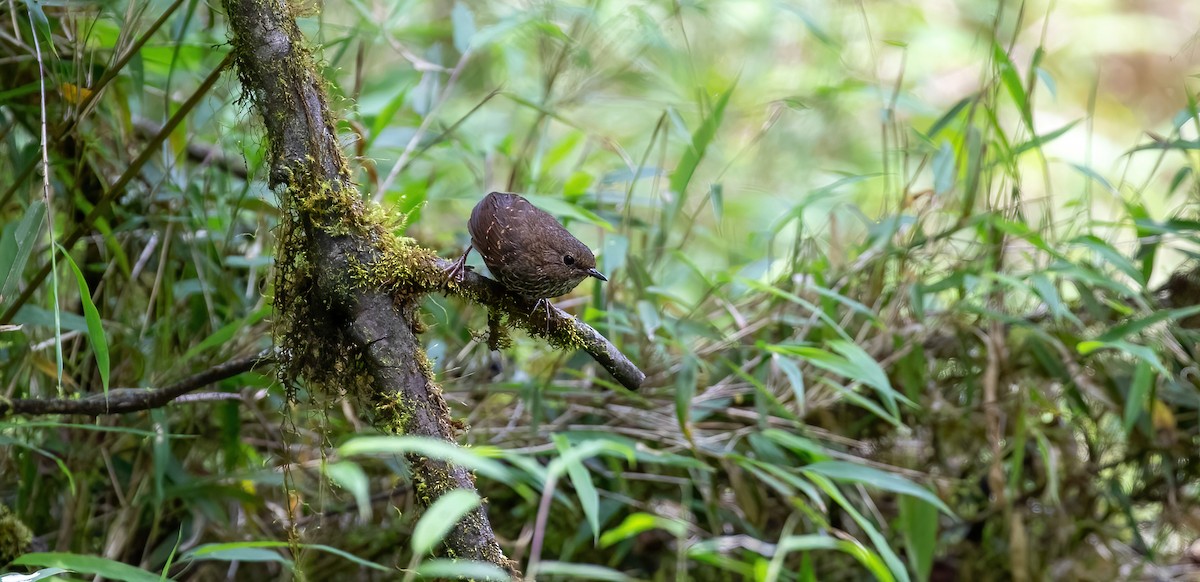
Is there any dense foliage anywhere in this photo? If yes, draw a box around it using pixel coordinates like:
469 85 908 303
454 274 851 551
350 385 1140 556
1 0 1199 580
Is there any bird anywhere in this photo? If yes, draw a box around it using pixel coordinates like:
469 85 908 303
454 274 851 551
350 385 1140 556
447 192 607 323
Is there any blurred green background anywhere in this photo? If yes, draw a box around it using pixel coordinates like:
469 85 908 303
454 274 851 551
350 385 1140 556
1 0 1199 580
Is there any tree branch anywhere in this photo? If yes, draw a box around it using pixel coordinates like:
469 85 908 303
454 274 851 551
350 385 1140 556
437 257 645 390
0 350 272 417
221 0 521 575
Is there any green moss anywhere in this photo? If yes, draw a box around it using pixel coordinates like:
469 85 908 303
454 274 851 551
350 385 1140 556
0 504 32 564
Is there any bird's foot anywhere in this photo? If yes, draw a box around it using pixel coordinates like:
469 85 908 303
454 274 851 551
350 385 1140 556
445 245 473 284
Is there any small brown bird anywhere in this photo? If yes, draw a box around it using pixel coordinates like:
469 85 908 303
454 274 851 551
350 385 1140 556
448 192 606 317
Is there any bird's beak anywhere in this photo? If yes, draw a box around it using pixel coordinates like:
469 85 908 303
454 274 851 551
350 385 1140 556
587 268 607 281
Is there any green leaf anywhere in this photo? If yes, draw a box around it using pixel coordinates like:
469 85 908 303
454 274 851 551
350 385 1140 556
768 535 893 582
769 341 913 418
325 461 372 521
412 489 481 555
59 246 109 395
668 82 736 219
0 567 71 581
554 434 601 543
451 2 476 53
546 439 635 481
827 340 911 413
772 354 806 412
676 353 698 427
708 183 724 224
1076 340 1169 376
182 541 389 571
599 512 688 548
898 497 938 582
338 436 510 481
11 553 168 582
0 436 75 493
993 42 1032 128
523 195 614 231
926 95 973 139
931 142 955 195
1011 119 1080 157
0 200 45 301
183 305 269 362
803 461 954 516
1069 162 1116 195
186 546 291 566
761 429 831 462
368 83 415 150
803 473 911 582
1123 360 1154 435
1126 138 1200 153
535 561 630 581
1070 234 1143 285
1096 304 1200 343
416 559 511 580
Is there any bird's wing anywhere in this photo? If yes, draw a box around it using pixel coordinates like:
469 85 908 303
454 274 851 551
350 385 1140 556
469 192 526 262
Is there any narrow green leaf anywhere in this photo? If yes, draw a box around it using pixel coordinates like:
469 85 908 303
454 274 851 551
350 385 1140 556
59 246 109 395
188 541 360 571
898 497 938 582
803 473 911 582
412 489 481 555
675 354 697 427
416 559 511 581
183 305 269 362
668 82 736 218
1097 305 1200 343
1071 234 1143 285
1126 138 1200 153
0 200 45 301
547 439 635 481
554 434 601 543
339 436 510 482
772 354 806 412
1123 360 1154 435
827 340 912 412
993 42 1031 127
599 512 688 548
11 553 168 582
1011 119 1080 157
1076 340 1169 376
931 142 955 195
367 83 414 150
0 566 70 581
325 461 372 521
804 461 953 516
926 95 973 139
451 2 476 53
0 436 74 493
1069 162 1116 195
186 547 291 566
770 535 893 582
708 183 724 224
535 561 630 581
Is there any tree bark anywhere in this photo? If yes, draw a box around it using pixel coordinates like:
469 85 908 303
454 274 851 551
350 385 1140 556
220 0 520 575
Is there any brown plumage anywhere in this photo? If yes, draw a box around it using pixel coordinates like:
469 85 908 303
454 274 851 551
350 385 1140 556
448 192 606 303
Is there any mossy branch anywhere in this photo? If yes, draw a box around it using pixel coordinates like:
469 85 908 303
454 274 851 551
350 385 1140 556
437 258 645 391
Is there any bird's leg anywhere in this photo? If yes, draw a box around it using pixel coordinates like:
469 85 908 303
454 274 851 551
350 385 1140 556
445 244 473 283
529 298 554 333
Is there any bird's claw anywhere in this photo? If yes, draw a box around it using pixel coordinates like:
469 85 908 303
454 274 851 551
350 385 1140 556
445 246 473 284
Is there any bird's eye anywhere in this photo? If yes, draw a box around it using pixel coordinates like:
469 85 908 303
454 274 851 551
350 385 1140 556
563 254 575 265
